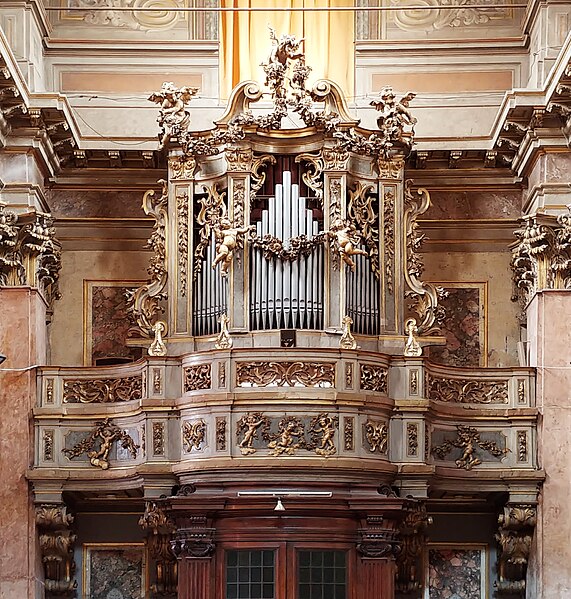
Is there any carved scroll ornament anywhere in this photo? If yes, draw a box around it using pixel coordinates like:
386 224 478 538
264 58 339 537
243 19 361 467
236 361 335 387
426 374 509 404
63 375 142 403
365 420 388 453
184 364 212 391
403 181 446 335
62 418 139 470
126 181 168 338
348 181 380 278
183 420 206 452
360 364 388 393
193 184 227 280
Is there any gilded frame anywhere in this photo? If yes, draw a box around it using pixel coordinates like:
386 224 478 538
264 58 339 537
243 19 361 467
83 542 147 599
83 279 144 366
428 281 488 368
424 543 488 599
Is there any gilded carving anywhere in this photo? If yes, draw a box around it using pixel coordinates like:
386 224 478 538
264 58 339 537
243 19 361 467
218 361 226 387
184 364 211 391
139 502 177 596
360 364 388 393
348 182 379 278
149 82 198 150
194 184 227 280
216 417 227 451
169 156 196 180
250 231 325 262
307 413 338 457
431 425 507 470
177 191 189 297
409 369 418 395
46 378 54 404
236 361 335 387
365 420 388 454
517 380 525 404
36 505 76 597
377 158 404 180
296 152 325 202
404 317 422 356
383 188 395 292
328 179 342 269
426 374 508 404
225 147 253 171
403 181 445 335
407 423 419 457
153 422 165 456
214 313 233 349
44 429 54 461
328 218 369 272
340 315 358 350
517 430 528 462
344 416 354 451
153 368 162 394
212 217 254 276
496 505 537 595
149 320 167 357
345 363 353 388
62 375 142 403
268 415 305 456
126 181 168 338
250 154 276 201
322 147 349 170
62 418 139 469
236 412 271 455
183 420 206 452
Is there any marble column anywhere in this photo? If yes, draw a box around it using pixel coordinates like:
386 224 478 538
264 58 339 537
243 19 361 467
0 287 47 598
527 290 571 598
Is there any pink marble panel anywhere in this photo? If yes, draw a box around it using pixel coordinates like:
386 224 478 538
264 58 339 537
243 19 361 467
91 284 142 365
427 547 484 599
424 190 521 220
46 190 144 218
429 286 482 367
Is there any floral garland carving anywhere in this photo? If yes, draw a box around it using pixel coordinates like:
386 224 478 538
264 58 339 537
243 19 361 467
426 374 509 404
383 188 395 293
236 361 335 387
249 231 326 261
63 375 143 403
176 191 189 297
126 180 168 338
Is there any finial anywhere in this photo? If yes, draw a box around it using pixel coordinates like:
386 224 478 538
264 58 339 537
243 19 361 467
340 315 358 350
404 317 422 357
149 320 167 356
215 313 233 349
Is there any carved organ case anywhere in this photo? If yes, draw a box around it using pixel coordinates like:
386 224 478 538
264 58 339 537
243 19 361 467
137 80 442 352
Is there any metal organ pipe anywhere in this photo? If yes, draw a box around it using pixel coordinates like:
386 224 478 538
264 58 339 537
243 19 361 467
250 171 324 331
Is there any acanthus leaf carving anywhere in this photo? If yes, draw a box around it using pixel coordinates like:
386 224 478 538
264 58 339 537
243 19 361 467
183 420 206 452
63 375 143 404
236 361 335 387
426 374 509 404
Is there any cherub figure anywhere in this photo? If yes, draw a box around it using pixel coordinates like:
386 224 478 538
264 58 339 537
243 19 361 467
212 218 254 276
268 417 304 456
261 27 305 97
310 414 337 457
328 218 368 271
237 413 267 455
87 421 118 470
148 82 199 150
370 87 417 134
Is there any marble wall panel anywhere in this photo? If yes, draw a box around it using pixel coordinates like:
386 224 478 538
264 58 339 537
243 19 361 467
46 190 145 218
426 546 486 599
423 190 522 220
422 251 519 368
88 282 143 365
84 544 145 599
429 283 486 368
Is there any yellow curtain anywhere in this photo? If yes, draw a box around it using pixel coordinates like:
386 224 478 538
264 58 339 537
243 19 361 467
220 0 354 102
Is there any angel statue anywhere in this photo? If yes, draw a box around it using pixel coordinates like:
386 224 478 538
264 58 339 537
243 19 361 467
370 86 417 139
148 82 199 150
212 218 255 276
261 27 305 96
328 218 368 271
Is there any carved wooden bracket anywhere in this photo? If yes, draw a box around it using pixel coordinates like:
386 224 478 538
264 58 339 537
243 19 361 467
357 515 401 559
495 504 537 596
170 516 216 559
36 504 77 598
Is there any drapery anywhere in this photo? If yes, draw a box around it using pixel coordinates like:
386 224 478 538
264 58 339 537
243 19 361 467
220 0 354 101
